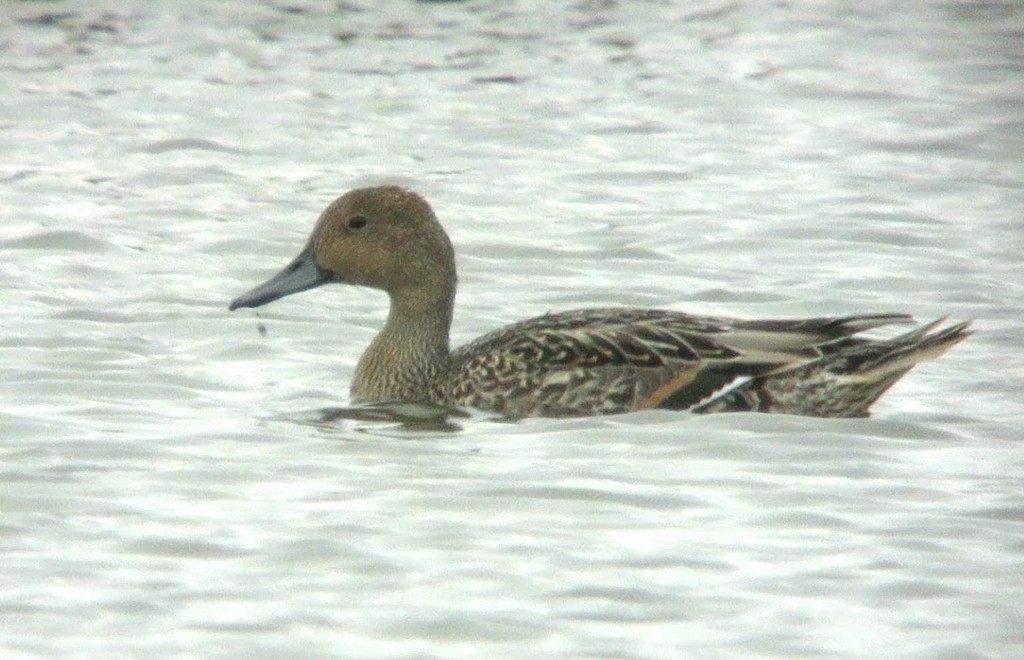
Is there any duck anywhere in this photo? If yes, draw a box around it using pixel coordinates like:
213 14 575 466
229 185 970 418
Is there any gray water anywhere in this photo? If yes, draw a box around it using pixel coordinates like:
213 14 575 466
2 1 1023 658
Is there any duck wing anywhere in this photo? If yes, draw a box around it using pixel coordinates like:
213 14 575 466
695 318 972 417
444 309 914 417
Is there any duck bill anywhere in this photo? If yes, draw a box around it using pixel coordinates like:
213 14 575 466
229 249 329 311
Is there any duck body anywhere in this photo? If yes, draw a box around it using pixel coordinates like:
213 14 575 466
229 186 970 419
439 309 967 418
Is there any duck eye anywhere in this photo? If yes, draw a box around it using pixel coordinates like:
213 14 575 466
348 215 368 230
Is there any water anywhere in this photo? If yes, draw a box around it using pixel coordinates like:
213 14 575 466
2 1 1023 657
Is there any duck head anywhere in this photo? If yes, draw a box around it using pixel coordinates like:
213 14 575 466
229 186 456 311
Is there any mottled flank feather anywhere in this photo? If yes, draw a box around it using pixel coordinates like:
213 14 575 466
440 310 970 417
230 186 971 419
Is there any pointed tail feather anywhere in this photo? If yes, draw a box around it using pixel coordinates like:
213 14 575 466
832 318 972 382
694 319 972 417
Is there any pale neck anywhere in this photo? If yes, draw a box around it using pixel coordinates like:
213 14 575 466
380 285 453 359
351 282 455 403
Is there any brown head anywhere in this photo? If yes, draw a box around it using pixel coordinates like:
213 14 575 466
229 186 457 311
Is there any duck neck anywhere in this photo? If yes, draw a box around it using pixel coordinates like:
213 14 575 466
352 282 454 403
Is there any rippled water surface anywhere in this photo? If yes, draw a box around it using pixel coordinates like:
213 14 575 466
3 1 1023 657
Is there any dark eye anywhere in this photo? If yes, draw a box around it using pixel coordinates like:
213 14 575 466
348 215 368 230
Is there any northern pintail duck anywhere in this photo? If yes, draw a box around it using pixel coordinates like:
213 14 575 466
229 186 970 418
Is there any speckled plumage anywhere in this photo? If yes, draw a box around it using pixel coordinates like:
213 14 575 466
229 186 970 419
